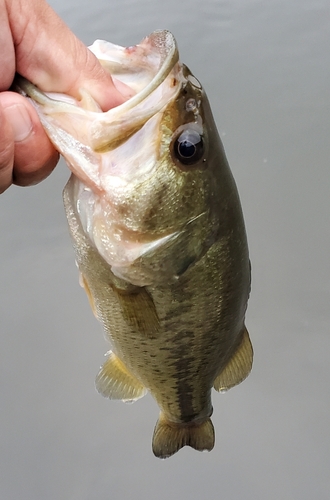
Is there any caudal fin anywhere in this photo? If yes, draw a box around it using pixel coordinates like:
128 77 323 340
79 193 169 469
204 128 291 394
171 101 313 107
152 413 215 459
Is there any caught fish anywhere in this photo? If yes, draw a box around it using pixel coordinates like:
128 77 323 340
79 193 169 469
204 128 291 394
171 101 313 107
16 30 253 459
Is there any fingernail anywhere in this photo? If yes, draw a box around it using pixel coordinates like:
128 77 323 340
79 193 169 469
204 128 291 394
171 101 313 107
3 104 33 142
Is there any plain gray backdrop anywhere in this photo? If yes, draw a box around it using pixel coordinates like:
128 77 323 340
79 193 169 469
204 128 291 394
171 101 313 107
0 0 329 498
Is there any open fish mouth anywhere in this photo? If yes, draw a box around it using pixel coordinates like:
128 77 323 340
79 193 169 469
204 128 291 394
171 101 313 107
15 30 182 153
13 30 216 287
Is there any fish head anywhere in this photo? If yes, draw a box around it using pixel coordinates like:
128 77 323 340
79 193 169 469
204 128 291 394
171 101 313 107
16 31 230 286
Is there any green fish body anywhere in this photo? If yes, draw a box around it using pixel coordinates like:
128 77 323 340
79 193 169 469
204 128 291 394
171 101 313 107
16 30 253 458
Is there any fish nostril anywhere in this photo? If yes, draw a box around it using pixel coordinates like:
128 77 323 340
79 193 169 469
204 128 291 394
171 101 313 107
185 98 197 113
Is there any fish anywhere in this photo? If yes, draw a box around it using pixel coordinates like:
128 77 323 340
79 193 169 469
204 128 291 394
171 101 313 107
15 30 253 459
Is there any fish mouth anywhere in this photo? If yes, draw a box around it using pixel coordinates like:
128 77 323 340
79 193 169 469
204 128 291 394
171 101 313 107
102 30 180 116
89 30 182 152
14 30 183 153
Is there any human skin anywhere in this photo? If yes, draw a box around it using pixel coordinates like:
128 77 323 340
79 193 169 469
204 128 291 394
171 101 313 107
0 0 129 193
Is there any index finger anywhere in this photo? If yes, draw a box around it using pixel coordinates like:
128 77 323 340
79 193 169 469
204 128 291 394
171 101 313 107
6 0 125 110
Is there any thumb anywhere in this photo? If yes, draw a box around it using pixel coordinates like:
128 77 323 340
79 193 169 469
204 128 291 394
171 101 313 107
0 92 59 190
0 100 14 193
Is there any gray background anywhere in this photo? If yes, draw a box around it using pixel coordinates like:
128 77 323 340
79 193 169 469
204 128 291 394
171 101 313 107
1 0 329 498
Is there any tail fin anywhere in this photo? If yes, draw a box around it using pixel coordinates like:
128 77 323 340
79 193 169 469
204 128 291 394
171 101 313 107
152 413 215 459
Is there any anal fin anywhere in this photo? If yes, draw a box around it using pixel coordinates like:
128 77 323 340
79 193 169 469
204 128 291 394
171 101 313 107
213 326 253 392
152 413 215 459
95 352 147 402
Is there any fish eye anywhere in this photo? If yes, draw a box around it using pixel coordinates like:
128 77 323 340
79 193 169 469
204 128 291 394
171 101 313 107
173 129 204 166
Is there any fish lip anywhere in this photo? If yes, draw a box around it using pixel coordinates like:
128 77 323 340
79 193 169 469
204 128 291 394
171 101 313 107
16 30 179 116
15 30 178 109
89 31 182 152
106 30 179 114
15 31 183 155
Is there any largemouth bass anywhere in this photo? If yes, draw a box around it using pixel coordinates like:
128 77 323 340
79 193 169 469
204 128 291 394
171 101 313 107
16 30 253 459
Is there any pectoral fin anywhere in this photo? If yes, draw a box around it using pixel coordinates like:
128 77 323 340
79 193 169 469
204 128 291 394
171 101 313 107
213 326 253 392
112 285 160 339
95 352 147 402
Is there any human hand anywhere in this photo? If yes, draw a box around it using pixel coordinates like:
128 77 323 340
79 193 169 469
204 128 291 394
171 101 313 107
0 0 128 193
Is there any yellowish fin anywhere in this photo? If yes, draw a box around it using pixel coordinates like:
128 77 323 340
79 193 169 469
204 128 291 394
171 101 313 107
112 285 160 338
213 326 253 392
95 352 147 402
79 272 98 318
152 413 215 459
